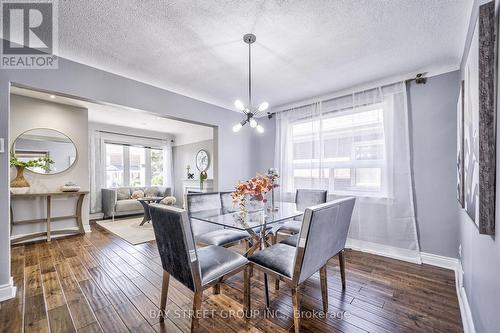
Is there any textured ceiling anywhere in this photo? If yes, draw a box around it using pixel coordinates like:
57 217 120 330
57 0 473 111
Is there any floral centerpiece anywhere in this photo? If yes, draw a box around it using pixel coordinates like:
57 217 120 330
231 171 279 213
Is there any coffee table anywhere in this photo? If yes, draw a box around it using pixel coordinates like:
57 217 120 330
137 197 164 225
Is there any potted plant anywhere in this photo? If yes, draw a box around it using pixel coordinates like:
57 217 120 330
199 171 208 190
10 152 54 191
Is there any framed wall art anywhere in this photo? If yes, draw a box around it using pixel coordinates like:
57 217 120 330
463 1 496 235
457 80 464 207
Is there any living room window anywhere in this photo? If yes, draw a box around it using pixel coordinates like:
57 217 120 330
105 143 124 187
104 142 164 188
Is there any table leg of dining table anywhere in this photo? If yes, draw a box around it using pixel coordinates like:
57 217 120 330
260 225 271 309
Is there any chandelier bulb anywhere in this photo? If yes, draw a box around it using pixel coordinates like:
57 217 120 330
258 102 269 112
249 118 257 128
256 124 264 133
232 123 243 132
234 99 245 111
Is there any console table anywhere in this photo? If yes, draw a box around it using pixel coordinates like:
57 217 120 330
10 191 89 244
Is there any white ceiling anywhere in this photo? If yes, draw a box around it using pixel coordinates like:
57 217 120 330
11 87 213 146
56 0 473 110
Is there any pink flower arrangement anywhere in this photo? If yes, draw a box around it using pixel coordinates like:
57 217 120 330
231 172 279 211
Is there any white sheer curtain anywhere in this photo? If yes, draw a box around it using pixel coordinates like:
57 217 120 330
89 129 103 213
162 141 174 194
275 82 420 262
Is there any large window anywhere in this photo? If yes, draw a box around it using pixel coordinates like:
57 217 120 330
291 105 387 196
150 148 164 186
105 143 124 187
105 143 164 188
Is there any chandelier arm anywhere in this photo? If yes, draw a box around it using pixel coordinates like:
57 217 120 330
252 108 266 119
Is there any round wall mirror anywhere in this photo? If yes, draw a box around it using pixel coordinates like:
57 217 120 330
12 128 77 174
195 149 209 172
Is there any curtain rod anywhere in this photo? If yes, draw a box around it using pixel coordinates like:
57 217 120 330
96 129 172 143
267 73 428 118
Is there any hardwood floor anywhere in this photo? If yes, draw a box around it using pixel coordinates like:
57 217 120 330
0 224 463 333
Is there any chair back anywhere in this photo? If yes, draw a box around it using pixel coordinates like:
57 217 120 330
295 189 327 212
220 192 237 214
149 204 201 291
293 197 355 285
186 192 221 214
186 192 222 235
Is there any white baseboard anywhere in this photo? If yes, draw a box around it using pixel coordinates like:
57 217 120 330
89 212 104 221
84 224 92 233
0 277 16 302
455 261 475 333
420 252 459 270
346 238 422 264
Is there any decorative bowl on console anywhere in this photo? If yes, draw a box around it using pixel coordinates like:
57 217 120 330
61 182 81 192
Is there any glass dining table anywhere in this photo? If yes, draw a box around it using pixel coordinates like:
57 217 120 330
190 201 303 255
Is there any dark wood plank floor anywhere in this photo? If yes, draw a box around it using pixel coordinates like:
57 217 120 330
0 224 463 333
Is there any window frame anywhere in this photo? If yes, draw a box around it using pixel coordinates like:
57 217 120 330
289 102 388 198
103 141 163 188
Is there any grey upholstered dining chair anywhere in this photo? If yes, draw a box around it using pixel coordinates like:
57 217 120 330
244 197 355 333
149 204 249 333
272 189 327 289
220 191 237 214
186 192 250 249
274 189 328 236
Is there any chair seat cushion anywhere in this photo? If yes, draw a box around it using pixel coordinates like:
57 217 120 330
196 229 250 247
277 220 302 234
115 199 143 212
248 243 296 278
280 234 299 247
198 245 248 286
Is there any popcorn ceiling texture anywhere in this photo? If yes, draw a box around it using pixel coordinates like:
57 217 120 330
58 0 472 110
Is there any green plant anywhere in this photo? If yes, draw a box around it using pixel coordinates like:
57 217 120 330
10 152 54 171
199 171 208 183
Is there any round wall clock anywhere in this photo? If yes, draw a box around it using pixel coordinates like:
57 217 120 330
195 149 210 172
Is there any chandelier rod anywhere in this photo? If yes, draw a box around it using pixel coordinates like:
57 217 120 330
248 39 252 109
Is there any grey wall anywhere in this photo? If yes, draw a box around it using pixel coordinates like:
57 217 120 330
9 94 90 238
407 71 461 258
172 139 214 201
250 116 276 176
457 1 500 332
0 54 254 289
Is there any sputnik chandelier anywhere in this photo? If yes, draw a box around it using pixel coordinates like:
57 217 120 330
232 33 268 133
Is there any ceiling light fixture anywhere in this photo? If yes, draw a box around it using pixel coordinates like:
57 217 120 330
49 95 56 99
232 33 268 133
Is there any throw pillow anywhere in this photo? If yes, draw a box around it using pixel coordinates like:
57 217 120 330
116 188 131 200
144 187 160 197
160 196 176 206
131 190 145 199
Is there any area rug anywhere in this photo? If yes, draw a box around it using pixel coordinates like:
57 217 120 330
96 217 155 245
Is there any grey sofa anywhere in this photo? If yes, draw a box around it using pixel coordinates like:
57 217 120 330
102 186 171 219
